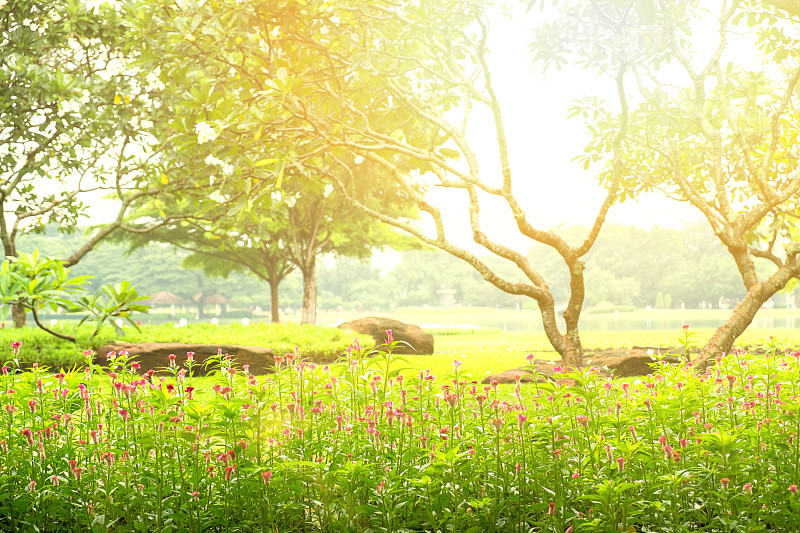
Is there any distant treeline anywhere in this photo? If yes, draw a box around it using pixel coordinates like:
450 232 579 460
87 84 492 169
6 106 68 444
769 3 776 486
17 223 799 315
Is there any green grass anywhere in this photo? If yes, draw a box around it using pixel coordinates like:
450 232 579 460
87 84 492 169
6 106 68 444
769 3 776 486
4 312 800 378
0 322 369 369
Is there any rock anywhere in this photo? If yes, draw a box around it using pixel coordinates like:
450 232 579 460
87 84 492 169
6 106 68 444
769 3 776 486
480 367 544 385
586 349 681 377
480 360 588 386
482 348 681 385
337 317 434 355
95 343 277 375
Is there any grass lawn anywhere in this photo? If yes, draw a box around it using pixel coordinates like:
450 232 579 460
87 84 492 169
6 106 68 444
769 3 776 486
4 308 800 379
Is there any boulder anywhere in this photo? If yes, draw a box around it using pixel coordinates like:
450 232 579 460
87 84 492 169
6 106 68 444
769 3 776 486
95 343 276 375
481 359 590 386
586 348 681 377
337 317 434 355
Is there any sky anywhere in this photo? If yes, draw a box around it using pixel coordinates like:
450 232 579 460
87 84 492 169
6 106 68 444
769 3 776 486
415 8 703 253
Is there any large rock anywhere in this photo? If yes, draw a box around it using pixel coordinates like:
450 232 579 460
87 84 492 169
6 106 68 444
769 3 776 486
586 348 681 377
337 317 434 355
481 359 597 386
482 348 683 384
95 343 276 375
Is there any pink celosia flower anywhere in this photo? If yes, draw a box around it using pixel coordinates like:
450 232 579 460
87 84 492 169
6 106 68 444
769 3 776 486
789 485 798 494
262 471 272 484
743 482 753 494
720 478 730 490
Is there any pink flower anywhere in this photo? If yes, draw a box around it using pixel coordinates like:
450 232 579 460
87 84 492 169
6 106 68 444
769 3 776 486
547 502 555 516
10 341 21 355
28 481 36 492
576 415 589 428
789 485 798 494
261 471 272 484
720 478 730 490
20 428 33 446
743 482 753 494
186 352 195 362
168 354 176 367
616 457 625 472
453 360 463 371
385 330 394 345
525 354 535 364
72 467 84 481
681 323 690 331
517 414 528 430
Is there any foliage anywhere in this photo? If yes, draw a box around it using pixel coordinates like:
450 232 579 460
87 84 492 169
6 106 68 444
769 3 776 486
4 339 800 530
125 0 421 326
0 251 149 342
0 0 174 265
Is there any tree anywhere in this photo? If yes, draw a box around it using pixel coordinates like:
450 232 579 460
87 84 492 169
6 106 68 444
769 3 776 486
0 0 196 326
538 0 800 367
136 0 637 367
128 2 425 326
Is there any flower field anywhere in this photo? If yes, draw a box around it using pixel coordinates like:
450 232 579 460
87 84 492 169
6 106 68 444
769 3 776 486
2 335 800 532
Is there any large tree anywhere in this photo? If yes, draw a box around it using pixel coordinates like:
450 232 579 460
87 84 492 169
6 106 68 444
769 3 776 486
537 0 800 367
134 0 636 367
129 2 422 325
0 0 198 325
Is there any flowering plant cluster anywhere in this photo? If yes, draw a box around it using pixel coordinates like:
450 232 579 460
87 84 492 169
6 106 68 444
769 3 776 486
2 335 800 532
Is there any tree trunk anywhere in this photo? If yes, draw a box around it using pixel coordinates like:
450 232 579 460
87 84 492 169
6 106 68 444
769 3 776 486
538 295 583 369
269 279 280 323
696 242 800 369
12 303 26 329
300 260 317 325
695 283 769 369
0 211 24 328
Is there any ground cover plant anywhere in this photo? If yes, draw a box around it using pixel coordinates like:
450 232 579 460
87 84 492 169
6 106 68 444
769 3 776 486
2 334 800 531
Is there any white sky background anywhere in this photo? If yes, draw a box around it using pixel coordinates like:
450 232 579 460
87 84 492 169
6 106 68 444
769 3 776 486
417 7 704 254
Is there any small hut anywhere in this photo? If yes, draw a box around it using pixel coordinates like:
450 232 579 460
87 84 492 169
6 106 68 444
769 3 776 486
192 293 233 317
144 290 189 316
